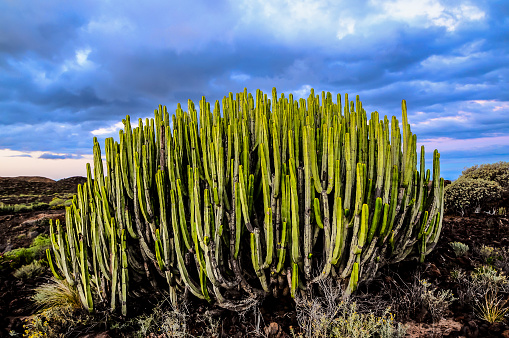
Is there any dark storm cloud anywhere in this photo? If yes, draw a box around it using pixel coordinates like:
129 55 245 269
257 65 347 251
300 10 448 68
0 0 508 179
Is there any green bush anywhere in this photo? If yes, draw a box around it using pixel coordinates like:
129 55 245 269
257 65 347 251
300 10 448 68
0 234 51 269
462 162 509 188
13 260 46 280
445 162 509 215
0 202 49 215
449 241 469 257
49 196 74 209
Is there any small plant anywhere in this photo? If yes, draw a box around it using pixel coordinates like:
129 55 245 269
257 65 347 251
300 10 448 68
476 291 509 324
24 279 86 337
294 279 406 338
132 300 189 337
49 197 73 209
454 264 509 310
494 246 509 275
0 202 49 215
450 269 464 280
419 279 457 323
13 260 46 280
32 278 83 312
478 245 498 265
471 265 508 290
0 234 51 270
449 241 469 257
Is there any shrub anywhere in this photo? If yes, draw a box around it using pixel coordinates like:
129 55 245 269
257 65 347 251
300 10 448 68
49 197 73 209
445 177 502 216
449 241 469 257
24 278 87 337
476 291 509 324
445 161 509 216
293 279 406 338
131 301 189 338
418 279 456 323
462 162 509 188
0 234 51 269
13 260 46 280
453 265 509 311
0 202 49 215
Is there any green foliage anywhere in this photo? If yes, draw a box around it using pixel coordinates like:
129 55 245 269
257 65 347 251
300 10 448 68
445 161 509 216
462 162 509 189
453 264 509 313
24 278 87 337
293 280 406 338
0 202 49 215
0 234 51 270
130 301 189 338
49 196 73 209
13 260 46 280
48 88 444 314
476 291 509 324
418 279 456 323
449 241 469 257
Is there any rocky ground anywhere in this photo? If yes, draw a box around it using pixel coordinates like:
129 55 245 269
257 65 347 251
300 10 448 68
1 176 509 337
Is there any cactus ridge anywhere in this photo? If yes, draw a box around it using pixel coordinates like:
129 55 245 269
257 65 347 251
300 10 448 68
49 88 444 313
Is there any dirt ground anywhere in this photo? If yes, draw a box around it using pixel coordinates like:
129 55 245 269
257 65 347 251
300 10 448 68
0 176 86 252
1 176 509 337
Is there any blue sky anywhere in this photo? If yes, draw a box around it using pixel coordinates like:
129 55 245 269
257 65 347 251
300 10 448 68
0 0 508 180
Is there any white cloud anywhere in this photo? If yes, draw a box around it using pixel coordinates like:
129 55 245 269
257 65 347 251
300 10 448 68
418 135 509 152
234 0 340 44
293 84 313 98
0 149 92 180
84 17 134 34
231 72 251 82
411 111 471 127
372 0 485 31
337 18 356 39
472 100 509 112
76 48 91 67
90 121 124 136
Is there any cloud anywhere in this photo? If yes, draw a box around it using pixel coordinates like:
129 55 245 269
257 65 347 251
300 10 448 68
0 0 508 179
372 0 486 31
418 135 509 153
0 149 92 179
91 121 124 136
39 153 83 160
8 154 32 158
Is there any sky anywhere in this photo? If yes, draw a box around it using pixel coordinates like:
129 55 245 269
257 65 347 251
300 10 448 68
0 0 508 180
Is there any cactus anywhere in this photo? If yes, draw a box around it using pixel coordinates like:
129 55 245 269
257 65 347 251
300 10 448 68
49 88 444 313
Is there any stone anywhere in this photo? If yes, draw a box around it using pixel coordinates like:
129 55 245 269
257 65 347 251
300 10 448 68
264 322 282 337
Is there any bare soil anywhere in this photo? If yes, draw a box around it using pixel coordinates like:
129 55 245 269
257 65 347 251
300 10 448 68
1 176 509 337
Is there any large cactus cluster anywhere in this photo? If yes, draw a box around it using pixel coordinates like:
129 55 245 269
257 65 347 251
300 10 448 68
46 88 444 315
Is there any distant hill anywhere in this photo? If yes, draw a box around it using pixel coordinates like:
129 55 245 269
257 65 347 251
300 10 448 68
0 176 86 204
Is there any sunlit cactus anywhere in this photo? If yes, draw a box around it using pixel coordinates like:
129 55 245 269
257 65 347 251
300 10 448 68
47 88 444 314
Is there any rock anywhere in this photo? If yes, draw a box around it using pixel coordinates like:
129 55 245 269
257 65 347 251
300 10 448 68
264 322 282 337
460 320 479 338
489 321 503 333
426 263 441 277
27 230 40 239
501 329 509 338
